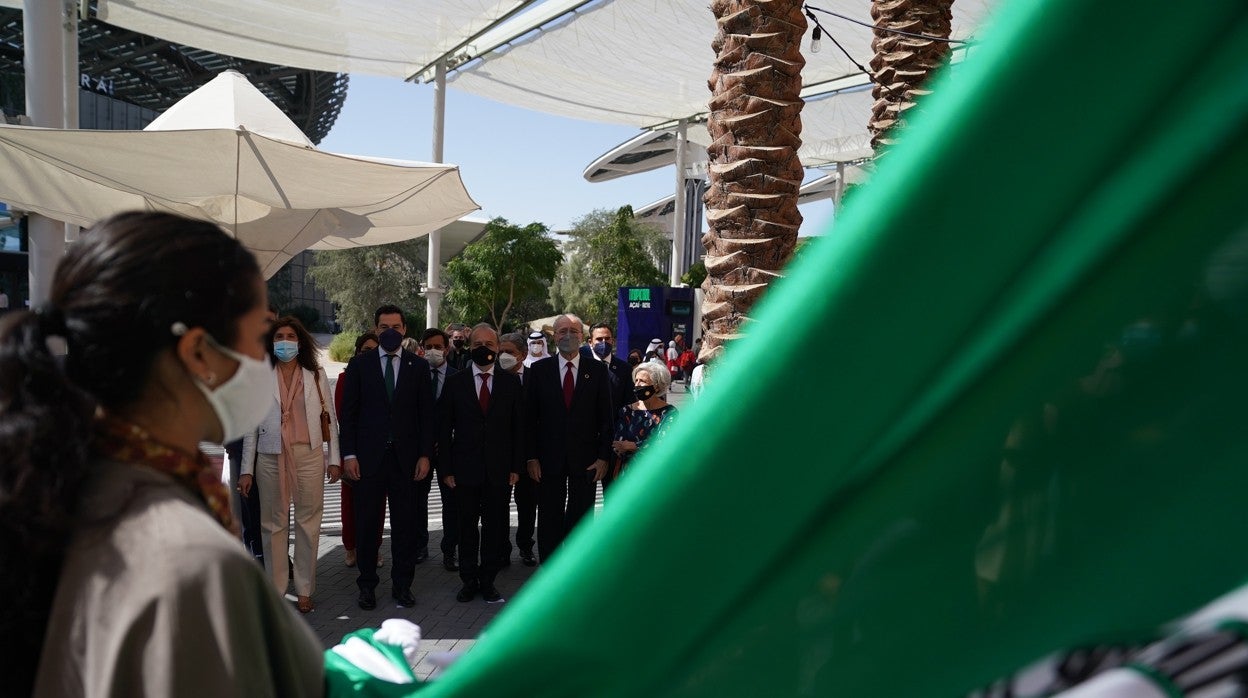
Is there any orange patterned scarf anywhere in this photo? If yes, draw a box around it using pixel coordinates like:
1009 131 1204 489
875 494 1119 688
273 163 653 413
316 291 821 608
93 414 238 536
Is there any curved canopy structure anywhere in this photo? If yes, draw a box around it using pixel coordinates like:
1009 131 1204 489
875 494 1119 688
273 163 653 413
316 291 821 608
0 6 347 144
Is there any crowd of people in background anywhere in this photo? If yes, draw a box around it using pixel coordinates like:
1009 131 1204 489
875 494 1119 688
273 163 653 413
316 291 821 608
0 210 727 693
220 304 710 613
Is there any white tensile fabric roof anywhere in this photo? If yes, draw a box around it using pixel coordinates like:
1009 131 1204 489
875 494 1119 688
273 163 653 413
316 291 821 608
85 0 535 79
1 0 997 168
447 0 996 127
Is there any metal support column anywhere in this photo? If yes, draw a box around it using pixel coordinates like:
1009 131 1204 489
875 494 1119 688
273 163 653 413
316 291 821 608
670 119 688 286
62 0 79 243
24 0 67 306
425 60 446 328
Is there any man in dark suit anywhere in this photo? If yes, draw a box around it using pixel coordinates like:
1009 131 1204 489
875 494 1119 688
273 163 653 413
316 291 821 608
526 313 614 563
498 331 537 566
587 322 635 409
585 323 634 495
439 323 524 603
339 304 435 610
419 327 459 571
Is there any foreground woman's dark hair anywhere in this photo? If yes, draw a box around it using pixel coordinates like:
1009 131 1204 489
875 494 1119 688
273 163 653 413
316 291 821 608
0 211 260 694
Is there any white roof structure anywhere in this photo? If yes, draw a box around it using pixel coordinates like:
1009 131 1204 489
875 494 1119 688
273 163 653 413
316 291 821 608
28 0 540 80
14 1 999 154
446 0 995 127
635 167 866 233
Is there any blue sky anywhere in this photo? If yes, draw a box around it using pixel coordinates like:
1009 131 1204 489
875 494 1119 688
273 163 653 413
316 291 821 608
318 74 835 235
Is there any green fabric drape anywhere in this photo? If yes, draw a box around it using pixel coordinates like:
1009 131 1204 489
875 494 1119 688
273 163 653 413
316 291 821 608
414 0 1248 695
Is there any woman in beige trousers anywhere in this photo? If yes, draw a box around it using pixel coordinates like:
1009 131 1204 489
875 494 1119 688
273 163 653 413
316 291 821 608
240 316 341 613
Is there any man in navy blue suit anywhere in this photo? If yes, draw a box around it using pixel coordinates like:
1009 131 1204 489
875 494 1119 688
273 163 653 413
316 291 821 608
526 313 614 563
339 304 435 609
439 323 524 603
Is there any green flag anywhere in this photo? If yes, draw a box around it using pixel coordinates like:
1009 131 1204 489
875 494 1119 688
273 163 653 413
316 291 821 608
416 0 1248 695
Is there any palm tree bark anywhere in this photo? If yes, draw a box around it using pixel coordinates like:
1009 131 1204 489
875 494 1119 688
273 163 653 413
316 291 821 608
701 0 806 357
868 0 955 151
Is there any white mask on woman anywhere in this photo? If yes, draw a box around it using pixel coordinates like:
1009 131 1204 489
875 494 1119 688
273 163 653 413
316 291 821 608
181 324 277 442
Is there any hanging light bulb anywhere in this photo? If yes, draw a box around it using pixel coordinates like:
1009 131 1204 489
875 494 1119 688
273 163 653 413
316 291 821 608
811 25 822 54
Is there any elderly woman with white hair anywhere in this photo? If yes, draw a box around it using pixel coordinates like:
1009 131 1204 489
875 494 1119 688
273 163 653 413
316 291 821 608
609 360 680 488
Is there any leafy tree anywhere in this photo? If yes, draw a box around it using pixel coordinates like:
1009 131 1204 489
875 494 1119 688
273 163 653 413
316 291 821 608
308 239 427 333
680 261 707 288
443 218 562 330
549 206 666 325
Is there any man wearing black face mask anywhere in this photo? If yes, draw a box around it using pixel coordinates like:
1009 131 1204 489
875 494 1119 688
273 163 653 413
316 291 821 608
584 323 634 495
445 323 470 371
439 323 524 603
339 304 435 610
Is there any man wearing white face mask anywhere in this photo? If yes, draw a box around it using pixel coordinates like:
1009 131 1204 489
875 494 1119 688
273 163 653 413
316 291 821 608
524 330 549 368
420 327 460 571
497 331 535 566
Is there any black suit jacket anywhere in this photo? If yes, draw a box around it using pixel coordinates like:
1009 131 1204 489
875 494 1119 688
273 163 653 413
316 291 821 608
581 345 633 408
525 354 614 476
339 348 435 476
438 368 525 487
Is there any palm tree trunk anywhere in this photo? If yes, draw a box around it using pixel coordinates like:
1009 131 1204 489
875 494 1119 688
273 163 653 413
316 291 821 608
702 0 807 357
868 0 955 152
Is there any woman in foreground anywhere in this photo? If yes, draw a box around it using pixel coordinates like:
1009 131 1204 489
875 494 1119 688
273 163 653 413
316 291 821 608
0 212 324 696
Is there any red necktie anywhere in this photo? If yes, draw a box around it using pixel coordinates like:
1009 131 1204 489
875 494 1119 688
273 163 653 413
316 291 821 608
479 372 491 413
562 362 574 409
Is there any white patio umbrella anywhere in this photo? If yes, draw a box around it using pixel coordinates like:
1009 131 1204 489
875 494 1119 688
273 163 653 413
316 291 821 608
0 70 479 277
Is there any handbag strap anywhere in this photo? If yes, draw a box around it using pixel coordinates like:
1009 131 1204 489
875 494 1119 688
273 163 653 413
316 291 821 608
313 369 329 416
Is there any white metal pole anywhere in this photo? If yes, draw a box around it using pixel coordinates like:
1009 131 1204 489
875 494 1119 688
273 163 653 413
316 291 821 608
833 161 846 211
62 0 80 243
24 0 67 307
670 118 688 287
425 59 446 328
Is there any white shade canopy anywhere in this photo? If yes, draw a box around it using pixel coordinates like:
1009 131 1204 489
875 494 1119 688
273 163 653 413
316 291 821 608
447 0 995 127
0 1 999 156
65 0 537 79
0 70 479 277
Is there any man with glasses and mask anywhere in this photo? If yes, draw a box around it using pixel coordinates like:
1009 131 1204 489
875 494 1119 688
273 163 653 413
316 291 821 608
339 304 435 610
525 314 614 563
420 327 459 571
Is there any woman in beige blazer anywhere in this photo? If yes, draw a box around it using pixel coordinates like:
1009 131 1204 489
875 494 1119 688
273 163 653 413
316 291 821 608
240 316 341 613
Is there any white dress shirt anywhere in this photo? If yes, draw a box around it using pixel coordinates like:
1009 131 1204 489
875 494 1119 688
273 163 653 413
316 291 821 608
558 353 580 389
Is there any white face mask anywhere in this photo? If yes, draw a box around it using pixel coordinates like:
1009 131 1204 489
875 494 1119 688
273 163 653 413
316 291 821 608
195 335 277 443
423 348 445 367
529 341 545 356
497 352 519 371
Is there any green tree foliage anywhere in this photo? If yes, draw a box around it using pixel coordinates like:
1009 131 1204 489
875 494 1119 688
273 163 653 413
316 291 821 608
549 206 667 325
443 218 562 331
681 261 707 288
308 239 427 333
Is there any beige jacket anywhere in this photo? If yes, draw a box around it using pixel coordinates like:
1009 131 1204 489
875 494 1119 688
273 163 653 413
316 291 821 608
33 460 324 697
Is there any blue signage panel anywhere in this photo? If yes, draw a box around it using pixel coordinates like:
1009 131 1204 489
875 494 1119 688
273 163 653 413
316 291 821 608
617 286 695 360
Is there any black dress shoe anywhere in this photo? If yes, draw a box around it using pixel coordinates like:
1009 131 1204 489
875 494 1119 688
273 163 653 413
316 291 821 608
415 549 429 564
358 588 376 610
519 550 537 567
443 553 459 572
456 582 479 603
392 588 416 608
481 584 504 603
